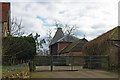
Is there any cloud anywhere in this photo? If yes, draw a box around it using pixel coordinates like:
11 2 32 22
59 11 65 14
0 0 119 41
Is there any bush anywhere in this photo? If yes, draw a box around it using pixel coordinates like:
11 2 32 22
2 36 36 65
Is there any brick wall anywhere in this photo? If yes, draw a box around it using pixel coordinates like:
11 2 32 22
58 42 71 51
0 2 10 36
50 43 58 55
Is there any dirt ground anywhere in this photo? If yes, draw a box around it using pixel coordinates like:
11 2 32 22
30 66 118 78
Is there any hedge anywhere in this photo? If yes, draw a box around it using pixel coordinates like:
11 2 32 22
2 36 36 65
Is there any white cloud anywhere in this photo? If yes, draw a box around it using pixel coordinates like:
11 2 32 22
1 0 119 41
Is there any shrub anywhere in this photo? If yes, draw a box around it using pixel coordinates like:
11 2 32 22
2 36 36 65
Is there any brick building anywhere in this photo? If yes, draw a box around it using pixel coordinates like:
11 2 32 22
82 26 120 68
0 2 11 36
59 38 88 55
49 27 88 55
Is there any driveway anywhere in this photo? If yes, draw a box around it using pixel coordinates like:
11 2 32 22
30 70 118 78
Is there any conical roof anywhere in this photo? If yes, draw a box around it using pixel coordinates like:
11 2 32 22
50 27 64 45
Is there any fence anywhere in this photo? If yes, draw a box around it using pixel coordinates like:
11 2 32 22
2 55 29 65
31 55 110 71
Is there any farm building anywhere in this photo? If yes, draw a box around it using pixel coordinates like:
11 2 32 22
49 27 88 56
82 26 120 69
0 2 11 36
59 38 88 55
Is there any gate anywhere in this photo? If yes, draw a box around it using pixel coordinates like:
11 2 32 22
30 55 110 71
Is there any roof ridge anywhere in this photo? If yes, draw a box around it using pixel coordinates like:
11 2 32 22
84 26 117 47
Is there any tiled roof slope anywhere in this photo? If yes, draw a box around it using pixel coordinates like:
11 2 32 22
60 38 88 54
57 34 79 43
70 38 88 52
83 26 119 47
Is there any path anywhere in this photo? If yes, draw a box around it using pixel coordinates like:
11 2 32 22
30 70 118 78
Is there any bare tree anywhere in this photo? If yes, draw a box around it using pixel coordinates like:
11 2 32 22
63 24 78 36
54 20 64 29
10 17 24 36
46 29 53 44
54 20 78 36
27 33 46 55
46 21 78 44
53 20 78 35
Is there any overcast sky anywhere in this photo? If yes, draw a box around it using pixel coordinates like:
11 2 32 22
1 0 119 40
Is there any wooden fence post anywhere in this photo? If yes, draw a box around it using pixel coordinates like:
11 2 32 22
51 54 53 72
89 56 91 69
107 56 110 70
